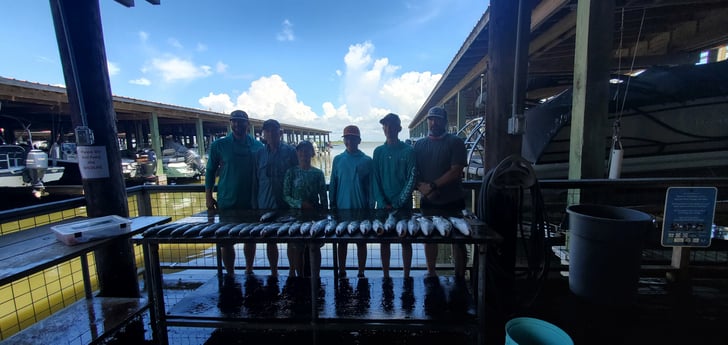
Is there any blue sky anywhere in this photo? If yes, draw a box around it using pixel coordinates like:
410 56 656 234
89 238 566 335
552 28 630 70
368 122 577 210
1 0 487 141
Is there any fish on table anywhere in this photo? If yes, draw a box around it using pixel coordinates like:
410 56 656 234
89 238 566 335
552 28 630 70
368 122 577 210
396 219 407 238
347 221 360 236
335 221 349 236
416 216 434 236
260 211 277 222
432 216 453 237
359 219 372 236
406 217 420 237
372 219 384 236
449 217 471 236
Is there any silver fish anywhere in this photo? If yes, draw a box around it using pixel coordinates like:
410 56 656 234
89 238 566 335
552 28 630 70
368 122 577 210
449 217 471 236
416 217 435 236
260 211 277 222
347 221 360 235
237 223 257 237
384 212 397 233
396 219 408 238
311 219 329 237
407 217 419 236
335 221 349 236
261 223 281 237
288 221 302 236
300 221 314 236
372 219 384 235
276 223 291 236
461 208 477 220
359 219 372 236
432 216 452 237
276 215 297 223
324 219 338 236
249 223 267 237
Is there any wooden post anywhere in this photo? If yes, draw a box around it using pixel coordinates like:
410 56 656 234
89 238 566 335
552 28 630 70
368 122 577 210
482 0 530 332
149 112 164 182
484 0 529 169
50 0 138 297
567 0 615 205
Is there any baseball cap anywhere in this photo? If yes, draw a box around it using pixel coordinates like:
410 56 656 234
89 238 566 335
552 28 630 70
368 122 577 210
296 140 314 152
262 119 280 131
342 125 361 138
379 113 401 126
230 110 249 121
426 106 447 120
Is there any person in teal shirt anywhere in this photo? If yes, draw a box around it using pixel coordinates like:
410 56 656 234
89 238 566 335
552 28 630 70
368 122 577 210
205 110 263 276
373 113 416 279
330 125 373 278
283 140 328 277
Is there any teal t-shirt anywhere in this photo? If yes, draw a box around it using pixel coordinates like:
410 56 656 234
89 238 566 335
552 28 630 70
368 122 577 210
372 140 416 209
205 133 263 210
283 166 328 209
329 150 373 209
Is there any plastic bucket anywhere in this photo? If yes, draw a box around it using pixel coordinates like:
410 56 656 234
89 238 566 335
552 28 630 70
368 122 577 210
566 204 653 304
505 317 573 345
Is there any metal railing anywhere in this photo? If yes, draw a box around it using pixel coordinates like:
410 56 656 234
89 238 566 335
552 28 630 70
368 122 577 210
1 177 726 340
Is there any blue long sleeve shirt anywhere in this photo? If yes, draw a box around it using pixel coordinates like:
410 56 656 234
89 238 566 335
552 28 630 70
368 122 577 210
329 149 373 209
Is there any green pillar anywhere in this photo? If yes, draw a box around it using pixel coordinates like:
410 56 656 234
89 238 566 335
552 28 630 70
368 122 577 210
149 112 164 179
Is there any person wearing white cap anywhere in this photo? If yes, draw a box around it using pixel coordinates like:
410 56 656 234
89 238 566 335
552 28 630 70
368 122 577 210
414 106 468 279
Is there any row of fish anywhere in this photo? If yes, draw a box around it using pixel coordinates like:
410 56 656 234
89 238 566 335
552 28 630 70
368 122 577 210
142 213 473 239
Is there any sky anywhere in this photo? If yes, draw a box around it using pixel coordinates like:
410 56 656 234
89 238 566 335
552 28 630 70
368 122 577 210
0 0 488 142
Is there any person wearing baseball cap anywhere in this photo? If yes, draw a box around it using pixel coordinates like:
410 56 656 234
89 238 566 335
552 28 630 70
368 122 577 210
249 118 298 276
414 106 468 279
330 124 373 278
373 113 416 278
205 109 263 277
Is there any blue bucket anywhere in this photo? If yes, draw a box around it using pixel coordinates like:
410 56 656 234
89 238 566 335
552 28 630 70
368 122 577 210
505 317 573 345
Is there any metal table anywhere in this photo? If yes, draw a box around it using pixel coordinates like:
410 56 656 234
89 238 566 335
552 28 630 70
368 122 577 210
138 209 499 345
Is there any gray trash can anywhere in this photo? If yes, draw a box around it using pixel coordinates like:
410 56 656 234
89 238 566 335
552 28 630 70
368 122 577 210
566 204 653 304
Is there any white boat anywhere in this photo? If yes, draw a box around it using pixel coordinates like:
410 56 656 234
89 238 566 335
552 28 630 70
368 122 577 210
0 144 64 190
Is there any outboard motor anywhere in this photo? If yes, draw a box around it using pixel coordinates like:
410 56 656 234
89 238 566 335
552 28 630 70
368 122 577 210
23 148 49 189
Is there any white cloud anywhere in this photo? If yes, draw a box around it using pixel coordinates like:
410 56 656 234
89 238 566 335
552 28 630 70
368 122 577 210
167 38 183 49
196 41 439 141
129 78 151 86
276 19 295 42
138 31 149 42
196 43 207 52
198 92 234 113
216 61 228 73
150 56 213 82
107 61 120 76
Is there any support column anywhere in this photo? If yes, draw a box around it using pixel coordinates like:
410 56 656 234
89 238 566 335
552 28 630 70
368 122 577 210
195 118 205 158
149 112 164 183
568 0 615 205
50 0 136 297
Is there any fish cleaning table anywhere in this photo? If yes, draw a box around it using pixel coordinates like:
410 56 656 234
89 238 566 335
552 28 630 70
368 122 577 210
137 209 500 345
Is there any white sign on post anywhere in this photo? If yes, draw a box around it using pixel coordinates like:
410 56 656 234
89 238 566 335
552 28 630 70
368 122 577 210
76 146 110 179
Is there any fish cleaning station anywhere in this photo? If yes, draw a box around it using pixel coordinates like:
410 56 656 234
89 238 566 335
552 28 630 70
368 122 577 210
1 1 728 345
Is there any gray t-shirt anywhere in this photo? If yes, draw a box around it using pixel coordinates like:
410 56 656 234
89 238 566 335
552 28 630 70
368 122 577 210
414 133 467 205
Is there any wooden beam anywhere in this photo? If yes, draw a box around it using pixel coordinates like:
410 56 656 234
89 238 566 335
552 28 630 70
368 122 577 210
568 0 615 201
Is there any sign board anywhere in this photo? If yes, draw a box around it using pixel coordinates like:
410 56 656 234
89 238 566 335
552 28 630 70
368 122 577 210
661 187 717 247
76 146 110 179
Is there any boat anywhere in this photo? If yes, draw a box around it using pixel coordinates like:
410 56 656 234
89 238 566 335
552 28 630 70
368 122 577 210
161 139 205 181
461 61 728 179
0 143 65 197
